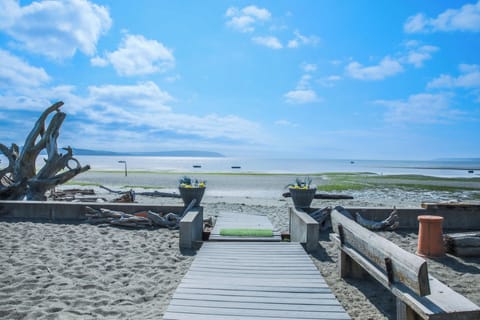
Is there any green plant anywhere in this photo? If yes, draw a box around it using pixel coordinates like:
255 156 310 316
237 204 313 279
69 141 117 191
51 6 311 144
287 176 314 189
179 176 206 188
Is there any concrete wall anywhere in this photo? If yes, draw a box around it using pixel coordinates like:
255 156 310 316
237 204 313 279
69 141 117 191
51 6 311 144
179 209 203 250
289 207 319 252
339 206 480 230
0 200 196 222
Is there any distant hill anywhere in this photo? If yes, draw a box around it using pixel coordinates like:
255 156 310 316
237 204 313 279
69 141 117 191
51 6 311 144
71 148 225 157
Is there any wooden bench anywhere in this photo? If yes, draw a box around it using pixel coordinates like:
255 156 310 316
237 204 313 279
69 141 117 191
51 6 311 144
330 208 480 320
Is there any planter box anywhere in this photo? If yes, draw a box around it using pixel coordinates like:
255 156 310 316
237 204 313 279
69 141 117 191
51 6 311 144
179 187 205 207
289 187 316 209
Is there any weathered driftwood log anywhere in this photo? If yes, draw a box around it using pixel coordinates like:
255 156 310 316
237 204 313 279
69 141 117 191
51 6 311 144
282 192 353 199
309 207 332 230
335 206 399 231
85 206 184 229
100 185 181 198
0 102 90 200
112 190 135 203
445 232 480 256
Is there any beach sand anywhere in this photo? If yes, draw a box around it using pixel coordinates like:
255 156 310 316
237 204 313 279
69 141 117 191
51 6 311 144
1 172 479 319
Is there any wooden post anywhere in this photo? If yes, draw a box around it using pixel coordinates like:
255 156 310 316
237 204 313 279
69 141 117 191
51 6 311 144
336 236 368 279
396 298 419 320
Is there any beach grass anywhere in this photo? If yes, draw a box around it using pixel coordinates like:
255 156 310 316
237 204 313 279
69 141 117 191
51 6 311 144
319 172 480 192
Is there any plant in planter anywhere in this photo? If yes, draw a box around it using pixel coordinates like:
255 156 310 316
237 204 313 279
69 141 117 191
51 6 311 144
178 176 206 207
287 176 316 209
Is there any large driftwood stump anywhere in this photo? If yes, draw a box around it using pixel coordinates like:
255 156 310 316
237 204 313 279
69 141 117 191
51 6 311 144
0 102 90 200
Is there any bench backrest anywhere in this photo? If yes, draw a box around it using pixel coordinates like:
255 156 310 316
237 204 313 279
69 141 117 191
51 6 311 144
331 209 430 296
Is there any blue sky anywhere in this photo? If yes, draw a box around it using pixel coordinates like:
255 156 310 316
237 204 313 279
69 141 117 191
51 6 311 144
0 0 479 159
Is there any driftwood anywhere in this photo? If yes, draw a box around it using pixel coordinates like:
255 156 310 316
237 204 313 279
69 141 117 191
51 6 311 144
85 206 183 229
50 188 96 201
302 206 399 231
308 207 332 230
282 192 353 199
445 232 480 257
0 102 90 200
335 206 399 231
100 185 181 198
112 190 135 203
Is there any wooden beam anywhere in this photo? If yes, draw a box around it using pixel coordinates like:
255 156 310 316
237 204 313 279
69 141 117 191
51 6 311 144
331 209 430 296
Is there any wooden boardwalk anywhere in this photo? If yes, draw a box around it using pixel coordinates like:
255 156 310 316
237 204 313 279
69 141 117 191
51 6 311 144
163 242 350 319
209 212 281 241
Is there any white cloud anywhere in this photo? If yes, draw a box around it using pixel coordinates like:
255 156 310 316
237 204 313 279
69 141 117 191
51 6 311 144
287 30 320 48
90 55 109 67
82 82 266 143
284 89 319 104
404 14 429 33
297 74 312 90
252 36 283 49
275 119 298 127
319 75 342 87
346 56 404 80
0 0 111 59
0 0 20 29
225 5 271 32
88 81 174 118
284 68 321 104
0 49 50 87
227 15 256 33
404 1 480 33
92 34 175 76
428 64 480 89
404 44 438 68
242 5 271 20
301 63 317 73
0 84 85 113
375 93 463 123
165 74 181 83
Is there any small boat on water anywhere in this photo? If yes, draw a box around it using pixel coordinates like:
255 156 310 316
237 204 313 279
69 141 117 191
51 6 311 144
231 166 241 169
192 165 202 168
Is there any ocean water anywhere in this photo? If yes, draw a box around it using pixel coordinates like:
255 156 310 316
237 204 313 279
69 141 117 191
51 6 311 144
0 155 477 178
65 156 480 178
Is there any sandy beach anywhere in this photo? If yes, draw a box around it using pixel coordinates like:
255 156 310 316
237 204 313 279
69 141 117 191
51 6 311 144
1 171 479 319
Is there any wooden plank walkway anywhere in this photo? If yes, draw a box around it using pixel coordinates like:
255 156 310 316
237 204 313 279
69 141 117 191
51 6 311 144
209 212 281 241
163 242 350 319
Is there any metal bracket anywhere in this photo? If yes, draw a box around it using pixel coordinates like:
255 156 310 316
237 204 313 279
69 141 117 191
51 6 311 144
338 224 345 246
385 257 394 285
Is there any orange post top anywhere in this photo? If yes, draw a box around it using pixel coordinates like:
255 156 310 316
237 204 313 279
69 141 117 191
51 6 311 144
418 215 444 222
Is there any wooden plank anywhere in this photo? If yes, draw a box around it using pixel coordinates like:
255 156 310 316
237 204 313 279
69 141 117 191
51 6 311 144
172 292 337 305
179 279 327 289
165 305 350 319
174 287 335 298
164 313 344 320
164 242 350 319
170 299 347 312
331 234 480 320
331 209 430 296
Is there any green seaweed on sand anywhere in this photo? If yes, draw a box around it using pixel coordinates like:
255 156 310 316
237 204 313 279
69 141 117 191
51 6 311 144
64 181 101 187
318 173 480 192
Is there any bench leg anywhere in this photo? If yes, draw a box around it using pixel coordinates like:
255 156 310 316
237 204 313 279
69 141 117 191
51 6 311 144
338 250 368 279
396 298 420 320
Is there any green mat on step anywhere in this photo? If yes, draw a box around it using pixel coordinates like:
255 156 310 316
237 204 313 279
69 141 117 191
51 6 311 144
220 228 273 237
